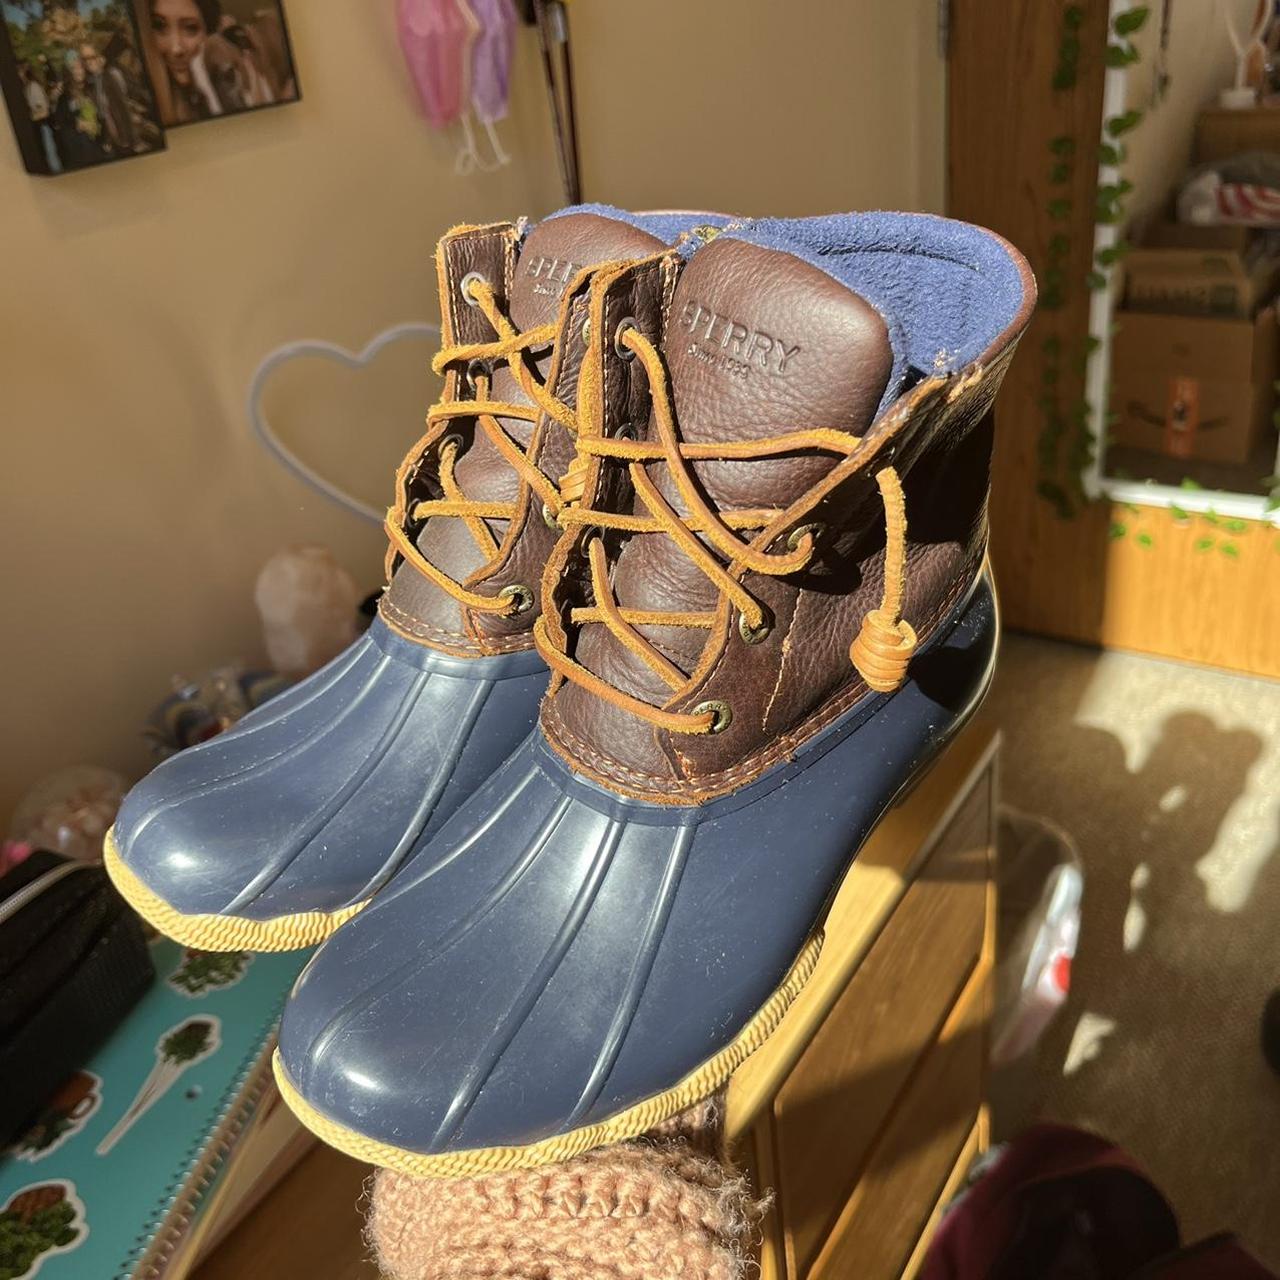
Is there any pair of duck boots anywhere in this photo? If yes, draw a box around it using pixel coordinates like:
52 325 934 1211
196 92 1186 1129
106 203 1034 1175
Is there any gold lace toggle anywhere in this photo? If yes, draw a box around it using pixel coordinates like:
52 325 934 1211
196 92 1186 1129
848 467 916 691
849 607 917 692
384 276 576 616
534 324 916 734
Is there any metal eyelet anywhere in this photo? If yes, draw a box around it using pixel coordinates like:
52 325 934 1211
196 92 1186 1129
499 583 535 615
542 502 561 530
460 271 487 306
465 358 491 393
438 432 465 456
692 699 733 734
614 317 638 360
738 610 772 645
581 316 592 345
614 422 638 442
786 521 826 552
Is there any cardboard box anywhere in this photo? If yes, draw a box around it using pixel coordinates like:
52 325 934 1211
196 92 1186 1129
1122 246 1280 318
1109 307 1278 465
1143 221 1259 253
1194 105 1280 164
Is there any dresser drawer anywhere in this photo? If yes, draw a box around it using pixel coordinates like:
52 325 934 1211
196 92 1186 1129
901 1117 985 1280
809 962 988 1280
773 772 991 1277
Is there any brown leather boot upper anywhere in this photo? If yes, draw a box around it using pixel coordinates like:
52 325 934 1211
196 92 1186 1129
379 211 682 657
536 219 1035 803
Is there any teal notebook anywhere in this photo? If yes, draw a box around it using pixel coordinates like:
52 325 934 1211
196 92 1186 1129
0 938 310 1280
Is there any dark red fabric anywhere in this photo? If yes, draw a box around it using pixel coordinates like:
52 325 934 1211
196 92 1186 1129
1133 1236 1277 1280
923 1124 1274 1280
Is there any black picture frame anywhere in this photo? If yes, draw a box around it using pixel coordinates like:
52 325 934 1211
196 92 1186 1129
132 0 299 131
1 0 166 176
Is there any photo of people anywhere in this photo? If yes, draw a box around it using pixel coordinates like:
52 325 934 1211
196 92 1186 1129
2 0 164 173
133 0 298 127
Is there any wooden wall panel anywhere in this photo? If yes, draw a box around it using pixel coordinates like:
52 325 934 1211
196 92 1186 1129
948 0 1280 678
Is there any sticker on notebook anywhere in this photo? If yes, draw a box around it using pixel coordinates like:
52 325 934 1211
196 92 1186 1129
7 1071 103 1163
95 1017 222 1156
167 949 254 997
0 1179 88 1278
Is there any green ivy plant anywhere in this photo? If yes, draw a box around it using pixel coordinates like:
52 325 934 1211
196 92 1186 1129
1169 479 1253 557
1105 487 1256 557
1041 3 1278 554
1037 3 1149 520
1053 2 1085 89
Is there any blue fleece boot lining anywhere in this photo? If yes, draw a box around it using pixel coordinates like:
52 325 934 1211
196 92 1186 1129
544 202 732 251
725 212 1027 416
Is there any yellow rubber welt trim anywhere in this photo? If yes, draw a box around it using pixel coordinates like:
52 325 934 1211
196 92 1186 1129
103 827 368 953
272 928 825 1177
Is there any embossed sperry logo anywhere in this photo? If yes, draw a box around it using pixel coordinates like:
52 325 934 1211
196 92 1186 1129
678 299 800 378
523 254 584 300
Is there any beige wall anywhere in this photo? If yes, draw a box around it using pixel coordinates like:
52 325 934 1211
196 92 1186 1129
0 0 946 824
1124 0 1258 230
0 2 562 820
571 0 946 218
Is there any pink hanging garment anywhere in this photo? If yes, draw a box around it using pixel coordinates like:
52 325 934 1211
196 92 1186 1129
397 0 469 128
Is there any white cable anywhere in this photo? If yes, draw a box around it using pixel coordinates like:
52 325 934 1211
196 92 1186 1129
247 322 441 526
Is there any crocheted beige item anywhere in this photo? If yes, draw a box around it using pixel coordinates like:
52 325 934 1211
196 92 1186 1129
366 1096 765 1280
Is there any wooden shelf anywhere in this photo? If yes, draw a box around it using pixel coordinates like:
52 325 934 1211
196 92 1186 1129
1195 105 1280 164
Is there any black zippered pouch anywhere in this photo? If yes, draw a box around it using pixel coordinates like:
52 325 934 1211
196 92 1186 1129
0 850 154 1142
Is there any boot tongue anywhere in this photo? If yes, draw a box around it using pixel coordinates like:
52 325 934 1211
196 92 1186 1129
447 210 668 475
506 212 670 335
394 211 670 640
601 235 896 676
659 234 895 507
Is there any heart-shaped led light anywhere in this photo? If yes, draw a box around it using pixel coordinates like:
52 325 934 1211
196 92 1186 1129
247 322 441 526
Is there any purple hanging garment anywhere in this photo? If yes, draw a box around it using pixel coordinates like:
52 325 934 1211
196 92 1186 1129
469 0 518 123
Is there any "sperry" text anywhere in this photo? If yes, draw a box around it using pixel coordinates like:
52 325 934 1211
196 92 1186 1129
678 299 800 375
523 255 584 300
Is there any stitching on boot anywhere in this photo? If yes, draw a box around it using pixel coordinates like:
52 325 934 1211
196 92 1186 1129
379 597 534 656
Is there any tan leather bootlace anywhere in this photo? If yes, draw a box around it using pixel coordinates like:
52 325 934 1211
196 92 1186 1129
535 323 916 734
385 277 577 617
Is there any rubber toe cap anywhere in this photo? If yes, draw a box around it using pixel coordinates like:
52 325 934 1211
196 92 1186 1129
113 621 546 921
277 578 998 1158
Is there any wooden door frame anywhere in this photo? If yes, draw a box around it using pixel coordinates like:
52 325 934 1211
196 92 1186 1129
948 0 1280 679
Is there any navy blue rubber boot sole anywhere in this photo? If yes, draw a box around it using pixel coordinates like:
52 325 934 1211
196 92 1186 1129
105 619 547 951
272 571 999 1174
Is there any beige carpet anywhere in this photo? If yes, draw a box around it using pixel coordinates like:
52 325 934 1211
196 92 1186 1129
982 634 1280 1266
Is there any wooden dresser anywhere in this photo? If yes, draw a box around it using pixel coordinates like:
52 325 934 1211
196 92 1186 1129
725 723 999 1280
